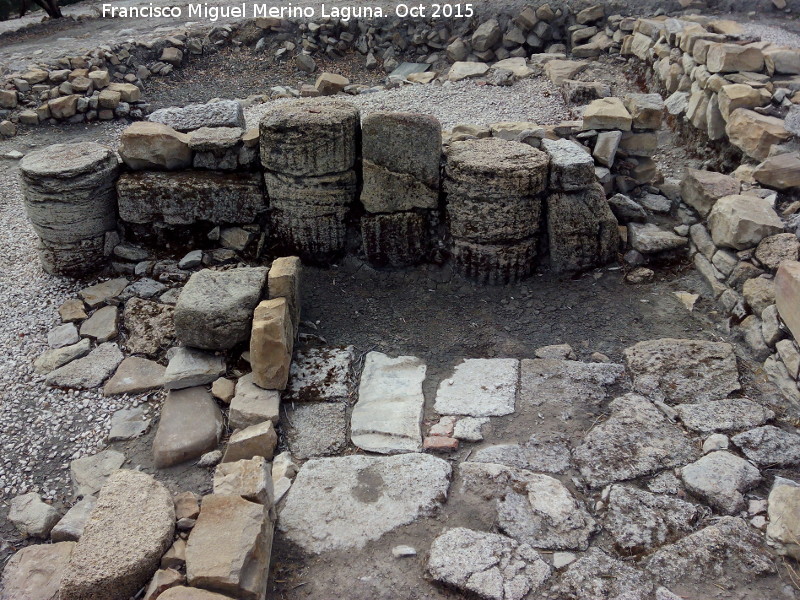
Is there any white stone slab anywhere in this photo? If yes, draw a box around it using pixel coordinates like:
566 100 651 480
434 358 519 417
351 352 426 454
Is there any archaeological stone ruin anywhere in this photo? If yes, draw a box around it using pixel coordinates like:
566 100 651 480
4 1 800 599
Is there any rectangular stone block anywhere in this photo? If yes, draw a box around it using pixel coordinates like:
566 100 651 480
776 261 800 342
117 171 265 226
250 298 293 390
268 256 301 336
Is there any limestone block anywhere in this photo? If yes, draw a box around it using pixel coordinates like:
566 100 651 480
213 456 275 507
776 261 800 341
680 168 740 218
148 100 245 132
753 153 800 191
581 97 632 131
361 212 430 267
268 256 302 334
152 387 223 468
223 421 278 463
263 169 356 207
718 84 771 121
270 202 347 260
250 298 293 390
726 109 791 162
540 138 594 191
706 43 764 73
0 542 75 600
708 195 784 250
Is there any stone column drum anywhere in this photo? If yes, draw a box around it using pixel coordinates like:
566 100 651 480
445 138 549 284
259 98 359 261
20 142 119 276
360 112 442 267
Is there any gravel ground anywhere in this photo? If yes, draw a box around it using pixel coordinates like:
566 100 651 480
0 170 155 503
742 20 800 47
246 76 573 130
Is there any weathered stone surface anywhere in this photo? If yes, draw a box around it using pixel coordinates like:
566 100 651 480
70 449 124 499
706 43 764 73
754 151 800 193
446 138 549 197
351 352 425 454
285 402 348 459
624 338 740 404
186 494 272 600
540 138 594 191
34 338 91 374
9 492 60 538
259 98 358 176
268 255 301 334
270 201 348 261
550 548 654 600
756 233 800 271
285 345 355 402
123 298 175 356
518 358 625 424
544 60 588 86
546 184 619 272
250 297 293 390
718 84 770 121
361 212 430 267
708 194 783 251
118 122 192 170
174 267 267 351
143 568 184 600
603 485 701 553
229 373 280 430
79 278 128 308
0 541 75 600
279 453 451 553
726 109 792 161
153 387 223 468
213 456 274 506
592 130 621 167
117 171 265 226
164 348 225 390
460 462 596 550
187 126 242 151
573 394 699 488
108 406 150 442
680 168 739 218
51 496 97 542
676 398 774 433
60 470 175 600
59 298 88 322
361 112 441 212
223 421 278 463
582 97 632 131
159 588 233 600
680 451 761 514
46 342 123 389
742 276 775 315
628 223 688 254
103 356 165 396
732 425 800 467
20 143 119 275
315 72 349 95
427 528 551 600
434 358 519 417
471 436 571 474
49 323 80 348
451 238 537 285
454 417 489 442
776 261 800 341
645 517 775 587
766 477 800 559
448 61 490 81
623 93 664 130
148 100 245 132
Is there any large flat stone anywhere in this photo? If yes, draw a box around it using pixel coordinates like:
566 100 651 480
285 402 348 460
351 352 426 454
70 449 125 499
51 496 97 542
46 342 124 390
680 451 761 514
174 267 267 351
645 517 774 588
153 387 223 468
623 338 740 404
117 171 265 226
775 261 800 341
708 194 783 251
103 356 165 396
460 462 597 551
229 373 280 430
148 100 245 132
731 425 800 467
34 338 91 374
434 358 519 417
285 345 355 402
279 453 451 553
60 470 175 600
185 494 272 600
573 394 699 488
675 398 774 433
163 348 225 390
550 548 654 599
427 528 551 600
0 541 75 600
